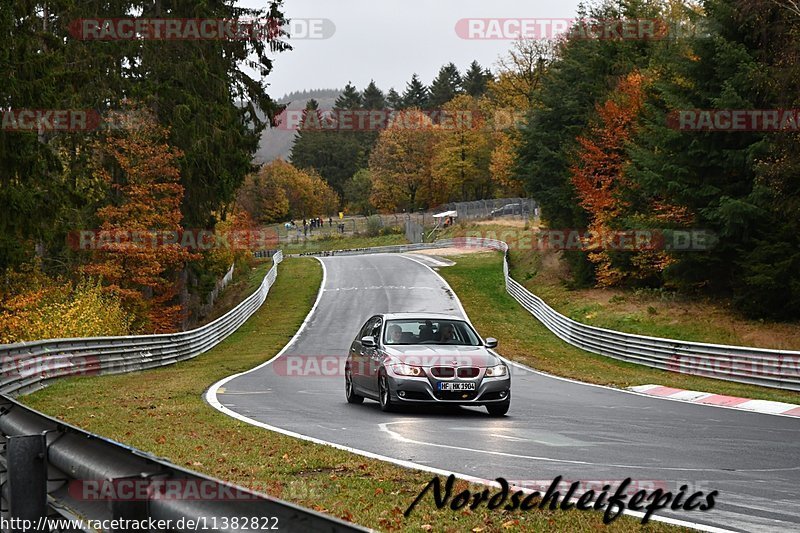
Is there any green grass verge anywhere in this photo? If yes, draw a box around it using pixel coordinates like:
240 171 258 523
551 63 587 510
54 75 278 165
438 252 800 405
280 233 408 255
23 257 684 532
439 222 800 351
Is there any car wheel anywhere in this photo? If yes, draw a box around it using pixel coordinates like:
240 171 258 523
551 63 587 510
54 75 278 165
486 400 510 417
345 368 364 404
378 371 396 412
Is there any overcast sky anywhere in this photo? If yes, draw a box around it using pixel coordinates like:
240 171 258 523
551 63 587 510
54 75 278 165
238 0 583 99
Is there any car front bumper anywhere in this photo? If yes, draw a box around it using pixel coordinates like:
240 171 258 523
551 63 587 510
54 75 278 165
387 374 511 405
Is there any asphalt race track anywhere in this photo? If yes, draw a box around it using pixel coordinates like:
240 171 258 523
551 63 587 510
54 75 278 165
212 253 800 532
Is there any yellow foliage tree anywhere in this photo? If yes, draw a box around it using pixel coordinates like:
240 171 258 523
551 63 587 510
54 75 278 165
237 159 339 222
480 39 554 197
369 110 439 212
431 95 493 201
0 264 132 343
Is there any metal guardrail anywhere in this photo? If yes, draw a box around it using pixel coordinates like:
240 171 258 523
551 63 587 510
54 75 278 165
442 237 800 392
289 242 456 258
0 252 284 397
0 250 365 532
0 394 367 532
293 237 800 391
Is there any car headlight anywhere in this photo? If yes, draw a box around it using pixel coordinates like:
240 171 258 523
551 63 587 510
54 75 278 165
485 364 508 377
391 364 425 377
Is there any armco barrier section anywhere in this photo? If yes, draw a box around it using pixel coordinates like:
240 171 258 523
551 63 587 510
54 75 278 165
445 237 800 392
0 251 364 532
294 238 800 391
0 252 283 397
0 394 366 532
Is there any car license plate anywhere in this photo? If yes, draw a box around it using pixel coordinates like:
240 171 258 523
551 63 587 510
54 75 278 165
438 382 476 391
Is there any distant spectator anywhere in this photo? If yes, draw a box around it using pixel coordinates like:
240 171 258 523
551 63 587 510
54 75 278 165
329 217 333 227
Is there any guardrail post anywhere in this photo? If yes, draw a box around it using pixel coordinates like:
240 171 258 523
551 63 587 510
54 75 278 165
109 475 149 533
6 434 47 531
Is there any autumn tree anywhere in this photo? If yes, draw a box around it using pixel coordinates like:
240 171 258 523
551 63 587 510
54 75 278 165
478 40 555 198
369 110 438 212
235 169 290 224
343 169 375 215
431 96 493 202
570 71 669 287
493 39 554 109
83 106 195 333
237 160 339 222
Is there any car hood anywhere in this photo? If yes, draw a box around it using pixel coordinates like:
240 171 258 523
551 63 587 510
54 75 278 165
383 345 501 368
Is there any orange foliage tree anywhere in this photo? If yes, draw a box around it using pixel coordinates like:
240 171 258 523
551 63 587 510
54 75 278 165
83 105 195 333
570 72 666 286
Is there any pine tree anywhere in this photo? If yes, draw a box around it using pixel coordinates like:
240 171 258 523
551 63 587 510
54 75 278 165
359 81 387 155
135 0 291 229
427 63 463 109
291 99 364 199
334 82 363 110
402 74 429 109
387 88 404 110
625 0 798 317
362 81 387 110
462 60 492 97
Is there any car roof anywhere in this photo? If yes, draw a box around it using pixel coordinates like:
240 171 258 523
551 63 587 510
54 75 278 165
381 313 465 321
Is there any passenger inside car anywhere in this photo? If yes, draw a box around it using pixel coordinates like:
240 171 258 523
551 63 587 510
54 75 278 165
419 320 435 342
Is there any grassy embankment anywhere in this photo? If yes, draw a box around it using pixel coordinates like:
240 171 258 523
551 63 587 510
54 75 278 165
436 240 800 404
439 221 800 350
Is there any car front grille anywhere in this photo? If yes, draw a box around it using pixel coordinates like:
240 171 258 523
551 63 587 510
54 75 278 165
457 367 480 378
431 367 455 378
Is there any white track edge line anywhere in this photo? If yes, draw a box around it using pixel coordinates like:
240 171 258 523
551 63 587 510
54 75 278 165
204 257 328 400
205 254 736 533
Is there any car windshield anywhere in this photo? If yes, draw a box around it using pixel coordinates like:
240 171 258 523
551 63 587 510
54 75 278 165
383 319 481 346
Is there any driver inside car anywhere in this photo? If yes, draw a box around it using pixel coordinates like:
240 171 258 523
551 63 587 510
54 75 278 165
439 324 458 343
387 324 403 344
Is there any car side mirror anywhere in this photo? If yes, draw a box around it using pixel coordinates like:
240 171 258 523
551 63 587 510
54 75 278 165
361 336 377 348
485 337 498 349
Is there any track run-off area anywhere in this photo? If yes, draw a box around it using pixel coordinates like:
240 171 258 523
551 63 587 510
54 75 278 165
207 253 800 533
